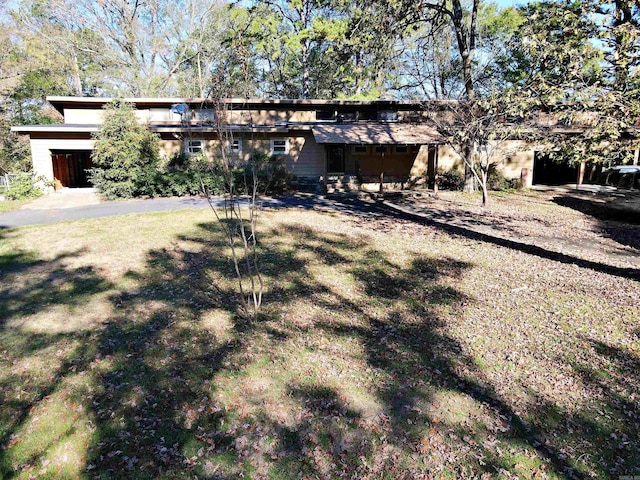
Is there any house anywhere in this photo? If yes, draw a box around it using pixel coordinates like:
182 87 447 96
11 97 536 192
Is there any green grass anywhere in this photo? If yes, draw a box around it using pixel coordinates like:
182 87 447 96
0 203 638 479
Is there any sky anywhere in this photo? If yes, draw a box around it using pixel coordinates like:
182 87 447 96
492 0 530 7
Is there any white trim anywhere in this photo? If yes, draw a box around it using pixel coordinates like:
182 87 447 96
270 137 289 155
228 138 242 154
185 138 205 155
11 125 99 133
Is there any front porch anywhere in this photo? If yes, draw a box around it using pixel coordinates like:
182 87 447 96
312 123 443 194
322 142 440 193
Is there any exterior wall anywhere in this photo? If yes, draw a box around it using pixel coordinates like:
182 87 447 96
348 145 423 180
224 109 316 125
437 145 465 173
435 142 535 187
284 132 324 177
492 140 535 187
63 106 317 126
158 137 183 159
409 146 430 177
63 108 150 124
159 131 324 178
30 136 95 181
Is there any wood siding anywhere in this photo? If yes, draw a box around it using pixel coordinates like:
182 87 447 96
30 137 95 181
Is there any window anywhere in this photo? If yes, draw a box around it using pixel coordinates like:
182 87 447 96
228 138 242 154
193 109 215 122
337 111 357 122
186 139 204 155
150 108 177 122
270 138 289 155
395 145 408 154
358 110 376 121
316 110 336 121
353 145 368 155
377 110 398 121
375 146 388 154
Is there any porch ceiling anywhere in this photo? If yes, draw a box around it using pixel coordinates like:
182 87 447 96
312 123 443 145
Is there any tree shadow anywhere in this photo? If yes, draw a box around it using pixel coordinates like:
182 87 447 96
0 237 114 477
334 196 640 280
0 213 637 478
551 193 640 252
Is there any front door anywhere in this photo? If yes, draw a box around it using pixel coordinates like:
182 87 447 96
327 146 345 173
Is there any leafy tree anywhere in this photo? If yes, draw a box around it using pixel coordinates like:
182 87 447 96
501 1 640 179
90 100 160 199
382 0 488 191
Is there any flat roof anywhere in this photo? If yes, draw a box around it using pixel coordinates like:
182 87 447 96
11 124 100 133
46 96 451 114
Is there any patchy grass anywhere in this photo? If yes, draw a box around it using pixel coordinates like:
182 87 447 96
0 201 638 479
397 189 640 272
0 199 29 213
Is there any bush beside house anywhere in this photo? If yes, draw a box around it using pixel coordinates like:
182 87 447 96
90 100 291 200
4 173 43 200
89 100 161 199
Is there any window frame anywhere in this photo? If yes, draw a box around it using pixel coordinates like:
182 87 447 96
353 145 368 156
185 138 205 155
270 138 289 155
394 145 408 154
375 145 388 154
228 138 243 154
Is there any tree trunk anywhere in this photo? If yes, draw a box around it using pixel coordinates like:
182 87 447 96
433 146 439 195
576 161 586 189
463 141 475 192
302 41 310 99
71 53 83 96
453 0 477 191
480 171 489 207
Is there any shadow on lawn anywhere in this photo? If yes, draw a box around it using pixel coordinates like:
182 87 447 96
328 197 640 280
0 219 638 478
551 194 640 253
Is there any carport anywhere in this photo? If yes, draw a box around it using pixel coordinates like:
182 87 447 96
52 150 93 189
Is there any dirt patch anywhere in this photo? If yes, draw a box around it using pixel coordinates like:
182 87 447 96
391 189 640 271
20 189 101 210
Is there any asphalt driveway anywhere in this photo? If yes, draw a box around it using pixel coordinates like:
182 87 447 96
0 194 371 229
0 196 283 229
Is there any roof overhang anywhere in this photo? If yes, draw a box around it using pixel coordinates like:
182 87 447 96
312 123 443 144
11 123 299 135
46 96 444 115
11 124 99 133
150 124 292 134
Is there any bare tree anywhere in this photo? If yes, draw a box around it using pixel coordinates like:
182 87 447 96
429 96 520 207
200 99 264 318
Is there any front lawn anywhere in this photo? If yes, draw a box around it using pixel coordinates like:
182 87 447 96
0 200 638 479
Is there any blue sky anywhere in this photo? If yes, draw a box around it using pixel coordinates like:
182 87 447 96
492 0 529 7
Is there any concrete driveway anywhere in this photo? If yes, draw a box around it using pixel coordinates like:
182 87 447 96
19 188 101 210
